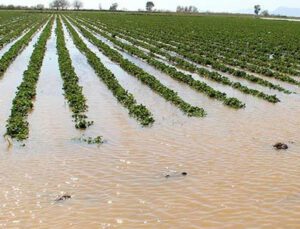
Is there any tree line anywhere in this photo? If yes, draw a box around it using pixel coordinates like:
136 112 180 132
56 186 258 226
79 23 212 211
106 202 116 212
0 1 272 17
176 5 198 13
48 0 156 11
0 1 199 13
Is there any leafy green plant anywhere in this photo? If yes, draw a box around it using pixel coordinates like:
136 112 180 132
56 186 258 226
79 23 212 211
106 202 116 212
0 17 47 78
78 13 300 88
66 17 207 116
56 18 93 129
5 18 54 141
70 17 245 109
63 18 155 126
0 14 45 49
80 17 292 94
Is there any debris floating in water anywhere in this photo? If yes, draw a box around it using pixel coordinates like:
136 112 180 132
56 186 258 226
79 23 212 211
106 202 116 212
273 142 288 150
55 194 71 202
165 172 188 178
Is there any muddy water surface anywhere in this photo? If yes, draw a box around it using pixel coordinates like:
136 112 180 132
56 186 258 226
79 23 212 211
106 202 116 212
0 22 300 229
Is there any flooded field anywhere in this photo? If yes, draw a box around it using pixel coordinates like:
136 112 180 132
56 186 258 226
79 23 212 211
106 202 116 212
0 12 299 228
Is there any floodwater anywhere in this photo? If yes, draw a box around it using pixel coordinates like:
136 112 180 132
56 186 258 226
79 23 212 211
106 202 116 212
0 19 299 229
0 29 29 59
262 17 300 22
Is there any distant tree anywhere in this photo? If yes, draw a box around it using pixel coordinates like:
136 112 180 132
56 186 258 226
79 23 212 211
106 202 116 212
109 3 118 11
61 0 70 10
50 0 60 10
176 5 198 13
261 10 269 17
254 5 261 16
0 4 30 9
73 0 83 10
36 4 44 10
98 3 102 10
189 5 198 13
49 0 70 10
7 4 14 9
176 6 182 12
146 1 154 11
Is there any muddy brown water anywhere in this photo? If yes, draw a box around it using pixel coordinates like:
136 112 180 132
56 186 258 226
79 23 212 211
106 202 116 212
0 20 299 228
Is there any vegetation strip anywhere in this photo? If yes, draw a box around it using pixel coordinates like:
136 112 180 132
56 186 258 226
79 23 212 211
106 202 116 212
63 18 155 126
156 31 299 86
152 30 300 78
165 41 300 87
65 17 206 117
80 19 282 103
0 14 45 49
5 18 53 141
0 20 35 49
0 18 47 78
56 18 93 129
78 13 300 75
134 17 299 81
82 18 291 94
167 32 300 77
69 17 245 109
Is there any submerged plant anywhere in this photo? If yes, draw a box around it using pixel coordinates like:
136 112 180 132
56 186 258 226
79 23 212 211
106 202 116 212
73 135 104 145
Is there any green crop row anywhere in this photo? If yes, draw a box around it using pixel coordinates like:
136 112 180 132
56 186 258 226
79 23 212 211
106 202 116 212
150 28 300 78
63 18 155 126
0 16 42 49
70 17 245 109
56 18 93 129
81 17 295 92
162 37 300 85
0 17 47 78
77 13 300 86
1 25 30 49
79 18 283 103
66 17 207 117
6 18 54 141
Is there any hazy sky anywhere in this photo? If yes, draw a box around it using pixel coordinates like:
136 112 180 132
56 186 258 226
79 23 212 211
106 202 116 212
1 0 300 12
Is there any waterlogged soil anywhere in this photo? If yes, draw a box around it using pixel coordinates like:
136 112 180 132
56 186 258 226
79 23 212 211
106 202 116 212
62 21 141 141
100 23 300 97
26 21 77 148
0 23 300 228
0 25 45 150
0 28 29 58
68 21 195 122
262 17 300 22
94 24 284 97
82 24 289 112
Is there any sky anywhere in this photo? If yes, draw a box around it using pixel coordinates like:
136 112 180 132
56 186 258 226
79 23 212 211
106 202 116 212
1 0 300 12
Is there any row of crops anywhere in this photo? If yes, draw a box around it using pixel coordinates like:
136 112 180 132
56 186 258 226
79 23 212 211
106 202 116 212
0 12 298 142
79 13 300 79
